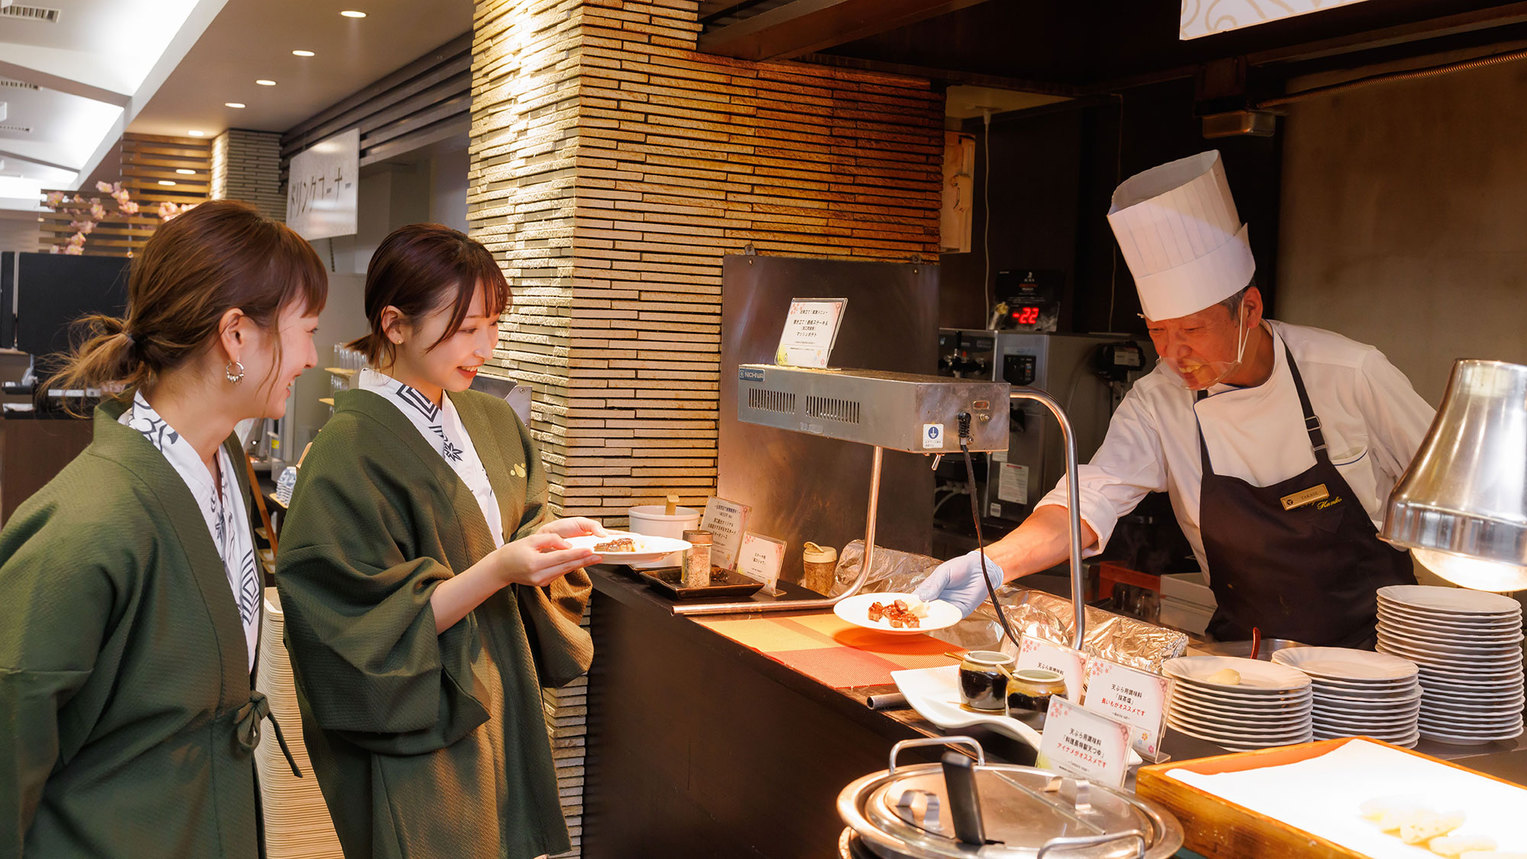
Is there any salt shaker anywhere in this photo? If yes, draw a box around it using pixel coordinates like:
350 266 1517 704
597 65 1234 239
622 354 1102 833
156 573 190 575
801 541 837 594
681 529 713 589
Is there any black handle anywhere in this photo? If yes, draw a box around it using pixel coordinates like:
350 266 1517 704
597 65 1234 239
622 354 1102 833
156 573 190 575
941 751 985 846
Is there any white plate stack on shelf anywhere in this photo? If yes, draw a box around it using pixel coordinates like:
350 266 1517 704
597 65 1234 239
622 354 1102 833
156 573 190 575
1163 655 1313 752
1375 585 1526 746
1270 646 1421 747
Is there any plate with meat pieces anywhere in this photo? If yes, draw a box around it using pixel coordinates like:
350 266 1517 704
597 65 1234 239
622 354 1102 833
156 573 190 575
834 592 962 635
566 532 691 565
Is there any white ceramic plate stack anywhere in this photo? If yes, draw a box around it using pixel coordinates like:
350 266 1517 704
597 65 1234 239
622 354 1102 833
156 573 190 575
1163 656 1313 752
1270 646 1421 747
1375 585 1525 746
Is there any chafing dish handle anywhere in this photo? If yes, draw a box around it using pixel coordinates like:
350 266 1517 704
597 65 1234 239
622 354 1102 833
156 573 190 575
941 751 986 846
1036 830 1147 858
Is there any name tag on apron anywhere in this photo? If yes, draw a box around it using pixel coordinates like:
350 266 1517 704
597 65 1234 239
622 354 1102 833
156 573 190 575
1280 483 1330 511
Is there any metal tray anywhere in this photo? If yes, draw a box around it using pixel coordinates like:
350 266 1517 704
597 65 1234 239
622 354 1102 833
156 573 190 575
640 566 765 601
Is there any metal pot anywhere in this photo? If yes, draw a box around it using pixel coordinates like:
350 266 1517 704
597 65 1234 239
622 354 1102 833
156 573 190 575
837 737 1182 858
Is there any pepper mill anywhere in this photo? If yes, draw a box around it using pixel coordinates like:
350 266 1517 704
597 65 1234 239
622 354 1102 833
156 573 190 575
801 542 838 595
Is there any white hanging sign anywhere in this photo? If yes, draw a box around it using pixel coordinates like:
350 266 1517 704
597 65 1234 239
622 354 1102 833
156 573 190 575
287 128 360 240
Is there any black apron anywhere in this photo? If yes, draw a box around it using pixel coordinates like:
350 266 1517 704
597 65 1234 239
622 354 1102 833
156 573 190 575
1197 345 1415 649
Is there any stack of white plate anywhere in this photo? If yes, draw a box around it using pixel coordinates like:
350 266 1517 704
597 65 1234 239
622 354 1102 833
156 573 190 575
1163 655 1313 752
1376 585 1525 746
1271 646 1421 747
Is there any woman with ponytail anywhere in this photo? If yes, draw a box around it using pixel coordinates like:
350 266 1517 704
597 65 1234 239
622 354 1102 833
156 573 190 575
0 200 327 857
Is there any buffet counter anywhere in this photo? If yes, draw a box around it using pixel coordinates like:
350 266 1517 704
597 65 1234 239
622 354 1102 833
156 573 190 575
581 567 1527 858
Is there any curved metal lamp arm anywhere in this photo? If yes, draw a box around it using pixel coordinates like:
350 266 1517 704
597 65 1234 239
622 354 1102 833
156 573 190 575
673 445 884 616
1010 388 1087 650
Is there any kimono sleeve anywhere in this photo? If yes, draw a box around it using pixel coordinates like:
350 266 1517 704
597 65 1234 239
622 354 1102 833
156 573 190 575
0 506 114 852
275 442 489 756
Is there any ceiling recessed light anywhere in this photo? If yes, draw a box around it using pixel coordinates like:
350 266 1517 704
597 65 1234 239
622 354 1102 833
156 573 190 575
159 180 176 186
340 10 366 18
256 79 276 86
292 50 315 57
225 102 246 109
187 130 206 137
175 169 195 175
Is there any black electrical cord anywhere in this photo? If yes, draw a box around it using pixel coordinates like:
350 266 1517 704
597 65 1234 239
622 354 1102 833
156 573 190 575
957 412 1021 650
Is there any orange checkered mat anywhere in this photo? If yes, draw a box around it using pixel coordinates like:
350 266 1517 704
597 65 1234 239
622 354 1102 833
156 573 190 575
697 611 961 689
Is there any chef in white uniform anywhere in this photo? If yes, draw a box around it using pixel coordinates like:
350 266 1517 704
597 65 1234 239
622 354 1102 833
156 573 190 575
917 151 1436 647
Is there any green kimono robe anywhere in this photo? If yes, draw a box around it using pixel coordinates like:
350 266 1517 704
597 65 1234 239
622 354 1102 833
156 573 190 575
0 400 263 857
275 388 592 859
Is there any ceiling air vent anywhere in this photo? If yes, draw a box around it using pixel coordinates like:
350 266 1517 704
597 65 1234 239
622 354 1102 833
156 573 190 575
0 5 61 22
0 124 32 134
0 80 42 91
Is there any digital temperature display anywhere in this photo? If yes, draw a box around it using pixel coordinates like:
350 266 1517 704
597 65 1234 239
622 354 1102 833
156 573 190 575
1010 305 1041 326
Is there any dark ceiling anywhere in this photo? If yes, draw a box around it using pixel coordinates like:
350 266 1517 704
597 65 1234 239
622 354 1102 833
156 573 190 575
700 0 1527 100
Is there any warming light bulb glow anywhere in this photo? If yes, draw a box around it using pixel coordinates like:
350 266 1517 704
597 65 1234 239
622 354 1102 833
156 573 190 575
159 180 176 186
256 79 276 87
292 50 315 57
340 10 367 18
225 102 246 109
175 169 195 175
187 130 205 137
1413 548 1527 593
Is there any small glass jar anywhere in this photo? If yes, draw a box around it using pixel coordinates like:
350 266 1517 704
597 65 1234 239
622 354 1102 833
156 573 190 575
681 529 713 589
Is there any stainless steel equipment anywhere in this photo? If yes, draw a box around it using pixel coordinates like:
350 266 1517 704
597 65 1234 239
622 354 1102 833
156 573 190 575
837 737 1184 858
1381 359 1527 591
938 329 1152 525
735 364 1010 453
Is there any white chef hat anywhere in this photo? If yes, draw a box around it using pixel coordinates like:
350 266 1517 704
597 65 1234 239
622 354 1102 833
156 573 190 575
1107 151 1256 321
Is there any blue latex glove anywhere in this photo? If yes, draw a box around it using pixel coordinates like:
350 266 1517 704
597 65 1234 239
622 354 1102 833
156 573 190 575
913 548 1006 616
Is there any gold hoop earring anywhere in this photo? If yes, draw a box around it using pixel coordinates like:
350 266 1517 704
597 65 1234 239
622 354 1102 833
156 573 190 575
225 361 246 384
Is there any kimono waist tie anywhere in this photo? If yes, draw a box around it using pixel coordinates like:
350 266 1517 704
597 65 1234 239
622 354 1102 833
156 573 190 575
235 690 303 778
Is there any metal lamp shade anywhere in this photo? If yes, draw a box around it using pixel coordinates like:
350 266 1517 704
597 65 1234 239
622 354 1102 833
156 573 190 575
1380 360 1527 591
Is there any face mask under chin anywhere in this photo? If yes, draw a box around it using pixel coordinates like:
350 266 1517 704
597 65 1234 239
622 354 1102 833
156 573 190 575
1161 356 1243 391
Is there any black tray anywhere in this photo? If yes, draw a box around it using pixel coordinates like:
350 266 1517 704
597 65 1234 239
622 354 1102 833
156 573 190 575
639 566 766 601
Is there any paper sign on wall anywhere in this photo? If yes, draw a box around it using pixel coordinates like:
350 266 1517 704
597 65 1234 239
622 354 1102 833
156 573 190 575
1083 657 1172 760
700 497 750 570
1016 636 1086 701
287 128 359 240
1036 697 1133 789
774 298 847 368
736 532 786 593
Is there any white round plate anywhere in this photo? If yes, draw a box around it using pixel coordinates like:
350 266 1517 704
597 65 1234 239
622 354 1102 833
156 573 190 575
1313 696 1422 715
1271 647 1417 682
1164 656 1311 692
1375 624 1525 650
1171 683 1313 707
1377 585 1524 616
1377 607 1523 630
833 593 961 635
1313 692 1422 712
1312 708 1419 727
1169 699 1310 728
1419 722 1524 745
566 532 691 564
1167 719 1313 748
1169 693 1311 720
1166 713 1311 742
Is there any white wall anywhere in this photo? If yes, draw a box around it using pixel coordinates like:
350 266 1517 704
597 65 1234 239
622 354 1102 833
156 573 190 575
1276 55 1527 405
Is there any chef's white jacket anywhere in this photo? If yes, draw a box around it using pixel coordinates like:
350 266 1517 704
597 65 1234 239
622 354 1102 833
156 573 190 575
1035 321 1436 579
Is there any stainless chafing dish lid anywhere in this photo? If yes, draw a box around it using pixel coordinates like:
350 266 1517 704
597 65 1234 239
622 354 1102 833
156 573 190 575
837 738 1183 859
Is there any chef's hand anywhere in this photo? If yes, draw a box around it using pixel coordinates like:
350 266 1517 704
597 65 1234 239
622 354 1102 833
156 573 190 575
494 532 599 588
913 549 1006 616
537 517 607 539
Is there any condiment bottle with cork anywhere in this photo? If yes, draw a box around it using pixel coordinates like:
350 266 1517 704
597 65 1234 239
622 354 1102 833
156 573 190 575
682 529 713 589
802 542 837 594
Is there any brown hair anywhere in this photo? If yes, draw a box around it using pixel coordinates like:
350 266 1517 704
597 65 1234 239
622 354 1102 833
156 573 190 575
50 200 327 408
348 224 510 366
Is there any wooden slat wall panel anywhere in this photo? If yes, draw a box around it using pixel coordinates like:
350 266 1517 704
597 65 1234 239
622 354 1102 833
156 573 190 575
40 133 212 256
213 129 285 220
471 0 941 525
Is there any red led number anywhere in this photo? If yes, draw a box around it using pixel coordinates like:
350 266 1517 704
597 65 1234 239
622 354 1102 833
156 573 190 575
1013 306 1040 325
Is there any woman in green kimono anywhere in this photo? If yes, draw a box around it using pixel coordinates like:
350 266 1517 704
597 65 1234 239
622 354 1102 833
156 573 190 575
0 200 327 857
276 224 601 859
